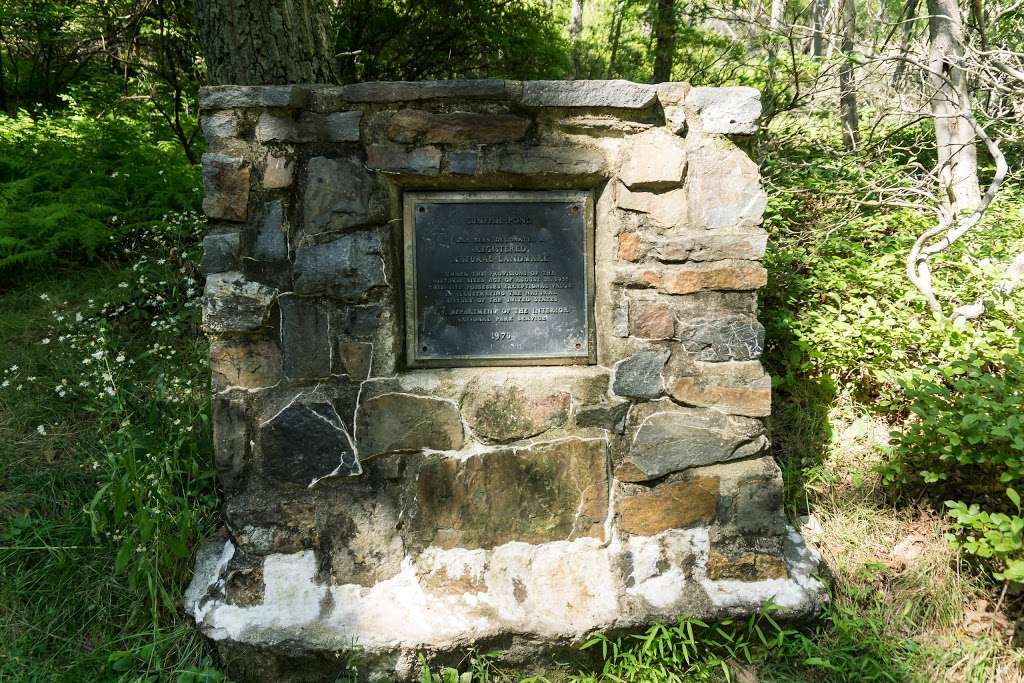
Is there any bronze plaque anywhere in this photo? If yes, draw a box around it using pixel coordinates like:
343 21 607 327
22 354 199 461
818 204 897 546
404 191 595 367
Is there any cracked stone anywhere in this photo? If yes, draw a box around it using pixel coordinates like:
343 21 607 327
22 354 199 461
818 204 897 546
665 359 771 417
259 399 358 485
611 350 669 399
677 316 764 361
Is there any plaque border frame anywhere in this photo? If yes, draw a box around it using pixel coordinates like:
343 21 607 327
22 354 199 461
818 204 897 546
403 190 596 368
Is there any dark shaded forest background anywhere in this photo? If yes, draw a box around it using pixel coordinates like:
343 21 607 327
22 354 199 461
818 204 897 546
1 0 1024 680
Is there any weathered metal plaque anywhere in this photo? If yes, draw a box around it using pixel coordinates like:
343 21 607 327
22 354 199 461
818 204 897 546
404 191 594 367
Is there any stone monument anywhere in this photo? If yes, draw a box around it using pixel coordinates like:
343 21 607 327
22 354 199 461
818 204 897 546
186 79 825 681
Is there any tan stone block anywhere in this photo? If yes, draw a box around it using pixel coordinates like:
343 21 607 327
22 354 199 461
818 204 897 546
665 360 771 417
387 109 530 144
618 128 687 191
686 139 766 229
655 261 767 295
628 300 675 339
617 477 719 535
263 151 294 189
617 231 645 262
210 339 281 390
616 185 687 229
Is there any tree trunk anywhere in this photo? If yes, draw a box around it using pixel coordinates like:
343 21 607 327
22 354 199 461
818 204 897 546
769 0 785 32
652 0 676 82
569 0 585 77
811 0 828 56
607 0 625 77
926 0 980 212
839 0 859 150
891 0 918 86
196 0 336 85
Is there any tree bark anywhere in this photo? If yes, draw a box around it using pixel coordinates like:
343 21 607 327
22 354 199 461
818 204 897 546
196 0 336 85
811 0 828 56
926 0 980 212
891 0 918 86
839 0 859 150
606 0 625 77
569 0 586 77
652 0 676 82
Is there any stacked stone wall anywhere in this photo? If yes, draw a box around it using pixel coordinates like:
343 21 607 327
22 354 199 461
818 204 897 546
187 79 824 682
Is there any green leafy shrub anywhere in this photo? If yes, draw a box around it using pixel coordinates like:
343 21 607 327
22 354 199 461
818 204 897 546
0 103 200 281
889 340 1024 582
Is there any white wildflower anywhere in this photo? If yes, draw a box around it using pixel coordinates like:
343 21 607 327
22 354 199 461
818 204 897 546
36 425 46 436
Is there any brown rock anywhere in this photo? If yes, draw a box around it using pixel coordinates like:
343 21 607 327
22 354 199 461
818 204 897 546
654 261 767 295
263 151 294 189
665 360 771 418
356 393 464 457
628 300 675 339
617 231 645 262
387 109 530 144
617 477 719 535
407 438 609 549
706 551 788 580
463 382 570 443
202 153 250 222
210 339 282 390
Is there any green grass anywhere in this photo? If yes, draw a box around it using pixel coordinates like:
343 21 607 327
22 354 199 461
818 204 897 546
0 232 221 681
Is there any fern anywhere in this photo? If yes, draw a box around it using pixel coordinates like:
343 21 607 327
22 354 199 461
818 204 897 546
0 107 201 280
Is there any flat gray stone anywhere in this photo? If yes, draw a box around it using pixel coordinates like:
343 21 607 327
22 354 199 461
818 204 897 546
292 232 385 299
617 407 768 481
611 349 670 399
279 296 331 379
251 201 289 262
255 112 307 143
687 86 761 135
355 393 464 457
200 110 238 140
202 272 276 334
521 80 658 109
655 232 768 262
677 316 765 361
337 79 507 103
324 111 362 141
448 150 478 175
201 232 240 275
365 145 441 176
303 157 378 232
494 145 605 176
686 141 766 229
199 85 308 110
